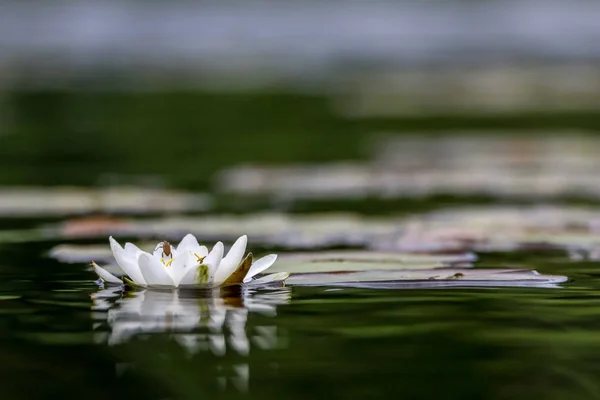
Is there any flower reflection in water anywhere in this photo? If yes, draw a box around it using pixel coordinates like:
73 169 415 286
91 285 291 392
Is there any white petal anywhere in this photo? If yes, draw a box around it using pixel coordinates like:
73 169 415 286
204 242 224 279
110 237 147 285
138 253 175 287
92 262 122 284
247 272 290 285
243 254 278 283
170 252 195 287
213 235 247 286
176 234 201 253
124 243 144 259
197 246 209 258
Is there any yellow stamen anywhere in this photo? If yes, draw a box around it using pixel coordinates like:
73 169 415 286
160 257 175 267
194 253 205 263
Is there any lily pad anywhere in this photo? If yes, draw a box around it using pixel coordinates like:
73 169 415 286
380 205 600 254
49 212 401 249
43 204 600 260
0 186 212 217
285 268 568 289
48 243 152 264
269 251 476 273
216 134 600 201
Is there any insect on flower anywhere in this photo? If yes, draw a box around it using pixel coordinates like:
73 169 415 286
156 241 173 258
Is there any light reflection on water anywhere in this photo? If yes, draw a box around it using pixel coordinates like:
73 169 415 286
91 286 291 392
2 252 600 398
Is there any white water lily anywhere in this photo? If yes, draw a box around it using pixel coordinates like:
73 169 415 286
92 234 289 288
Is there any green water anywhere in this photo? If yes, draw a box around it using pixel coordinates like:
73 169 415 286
3 91 600 188
2 91 600 399
3 247 600 399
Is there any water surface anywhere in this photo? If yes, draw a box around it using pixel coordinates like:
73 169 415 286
2 92 600 399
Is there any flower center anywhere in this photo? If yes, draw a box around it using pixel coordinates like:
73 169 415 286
195 264 210 284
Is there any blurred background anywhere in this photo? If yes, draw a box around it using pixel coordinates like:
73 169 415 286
2 0 600 191
4 1 600 399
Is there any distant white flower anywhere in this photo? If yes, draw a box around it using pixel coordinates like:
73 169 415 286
92 234 289 289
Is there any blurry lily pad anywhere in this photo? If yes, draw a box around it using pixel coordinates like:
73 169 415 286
50 212 400 248
45 205 600 256
0 295 21 301
216 134 600 201
269 251 476 273
0 186 212 217
286 268 568 289
49 243 151 264
380 206 600 254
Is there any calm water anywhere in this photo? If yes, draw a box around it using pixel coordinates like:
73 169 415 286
3 244 600 399
2 91 600 399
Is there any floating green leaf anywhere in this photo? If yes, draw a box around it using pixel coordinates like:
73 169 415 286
270 250 476 274
285 268 568 289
